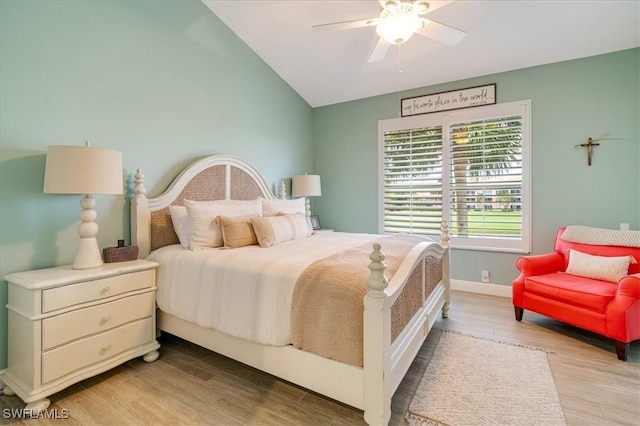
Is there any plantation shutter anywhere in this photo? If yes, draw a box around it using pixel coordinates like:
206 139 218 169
379 100 530 252
383 125 443 235
448 112 524 244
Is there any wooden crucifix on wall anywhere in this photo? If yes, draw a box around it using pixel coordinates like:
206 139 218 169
577 138 600 166
575 135 624 166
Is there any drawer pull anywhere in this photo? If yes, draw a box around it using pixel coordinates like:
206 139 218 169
100 286 111 296
100 314 112 325
100 344 112 355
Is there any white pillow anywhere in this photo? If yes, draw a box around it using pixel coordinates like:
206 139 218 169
184 199 262 250
566 249 637 283
261 197 305 215
250 213 312 248
169 205 190 249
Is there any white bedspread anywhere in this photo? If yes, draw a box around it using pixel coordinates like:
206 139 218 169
147 232 379 346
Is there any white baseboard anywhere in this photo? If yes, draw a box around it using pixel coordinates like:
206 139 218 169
451 279 511 298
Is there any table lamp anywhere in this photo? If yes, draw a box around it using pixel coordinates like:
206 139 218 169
43 142 123 269
292 174 321 216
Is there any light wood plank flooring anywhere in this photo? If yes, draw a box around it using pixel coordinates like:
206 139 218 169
2 291 638 425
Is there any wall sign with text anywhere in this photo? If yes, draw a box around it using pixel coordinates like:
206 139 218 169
401 84 496 117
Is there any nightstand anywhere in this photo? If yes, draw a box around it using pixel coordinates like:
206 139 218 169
2 259 160 411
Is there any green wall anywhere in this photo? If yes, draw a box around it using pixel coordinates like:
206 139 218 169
0 1 313 370
314 48 640 288
1 1 638 373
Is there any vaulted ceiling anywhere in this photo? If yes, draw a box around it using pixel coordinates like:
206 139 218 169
203 1 639 107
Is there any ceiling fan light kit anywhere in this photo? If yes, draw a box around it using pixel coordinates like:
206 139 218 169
376 3 424 44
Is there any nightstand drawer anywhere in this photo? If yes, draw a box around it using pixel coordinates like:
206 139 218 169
42 292 155 350
42 318 154 384
42 270 155 313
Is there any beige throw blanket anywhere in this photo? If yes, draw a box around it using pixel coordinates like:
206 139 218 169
562 225 640 247
290 234 429 367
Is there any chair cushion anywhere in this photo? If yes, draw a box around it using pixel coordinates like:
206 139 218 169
524 273 617 314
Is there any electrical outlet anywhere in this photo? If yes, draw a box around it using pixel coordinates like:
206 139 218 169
620 223 629 231
481 270 490 283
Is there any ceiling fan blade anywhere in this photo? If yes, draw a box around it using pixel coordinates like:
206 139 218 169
312 18 378 32
368 36 390 62
416 19 467 46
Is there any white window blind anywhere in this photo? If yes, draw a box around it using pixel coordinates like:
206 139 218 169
379 100 531 253
448 112 525 250
382 126 443 235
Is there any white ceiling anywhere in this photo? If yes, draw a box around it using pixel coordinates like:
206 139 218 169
202 1 640 108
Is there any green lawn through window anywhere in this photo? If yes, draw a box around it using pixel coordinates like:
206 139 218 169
450 209 522 236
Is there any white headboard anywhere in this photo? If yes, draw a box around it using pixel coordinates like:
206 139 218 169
131 155 284 257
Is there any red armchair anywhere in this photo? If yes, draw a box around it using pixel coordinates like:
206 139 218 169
513 227 640 360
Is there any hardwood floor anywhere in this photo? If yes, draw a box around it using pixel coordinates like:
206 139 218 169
2 291 638 425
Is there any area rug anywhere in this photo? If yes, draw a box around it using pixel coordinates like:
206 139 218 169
406 331 566 426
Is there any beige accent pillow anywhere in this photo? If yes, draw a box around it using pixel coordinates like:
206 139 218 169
566 249 637 283
261 197 305 215
184 199 262 250
250 213 312 248
215 215 258 249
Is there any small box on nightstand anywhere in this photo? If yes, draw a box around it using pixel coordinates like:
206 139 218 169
103 240 139 263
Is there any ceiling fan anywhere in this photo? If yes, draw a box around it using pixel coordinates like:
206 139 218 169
312 0 467 62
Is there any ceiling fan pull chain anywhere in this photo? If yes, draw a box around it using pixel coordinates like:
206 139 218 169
397 43 403 117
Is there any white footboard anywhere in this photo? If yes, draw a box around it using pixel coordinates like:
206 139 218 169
363 224 450 425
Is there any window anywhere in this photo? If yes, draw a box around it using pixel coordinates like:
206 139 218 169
381 123 444 235
379 100 531 252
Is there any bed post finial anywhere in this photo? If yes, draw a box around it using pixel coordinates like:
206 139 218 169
364 242 391 425
367 243 388 297
131 168 150 258
440 220 450 248
279 180 286 199
134 169 146 199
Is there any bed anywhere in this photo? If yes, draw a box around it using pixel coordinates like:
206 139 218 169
131 154 450 425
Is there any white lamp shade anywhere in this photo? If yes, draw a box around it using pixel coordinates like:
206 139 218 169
44 145 123 195
43 144 123 269
292 174 321 197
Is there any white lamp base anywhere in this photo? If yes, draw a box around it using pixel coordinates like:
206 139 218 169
72 195 104 270
73 237 104 270
304 197 311 217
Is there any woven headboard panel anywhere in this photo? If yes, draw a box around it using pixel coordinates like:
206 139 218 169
132 155 280 257
230 166 265 200
149 164 266 251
